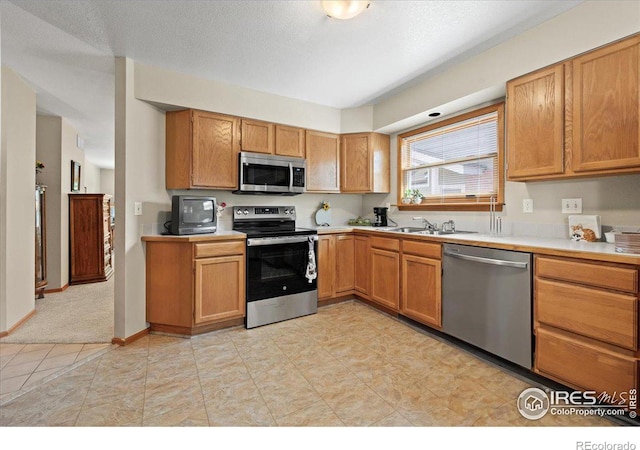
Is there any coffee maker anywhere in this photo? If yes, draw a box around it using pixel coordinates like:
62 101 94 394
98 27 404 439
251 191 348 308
373 207 388 227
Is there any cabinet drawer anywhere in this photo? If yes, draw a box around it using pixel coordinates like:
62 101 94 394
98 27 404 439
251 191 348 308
535 256 638 294
402 240 441 260
535 327 638 398
194 241 245 258
536 278 638 350
370 236 399 252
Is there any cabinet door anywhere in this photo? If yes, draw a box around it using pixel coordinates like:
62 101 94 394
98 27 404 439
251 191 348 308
506 64 565 179
317 235 335 299
370 248 399 311
572 35 640 172
241 119 274 154
354 236 370 296
275 125 305 158
341 133 372 192
306 130 340 192
335 235 355 294
194 255 245 324
401 254 441 328
192 111 240 189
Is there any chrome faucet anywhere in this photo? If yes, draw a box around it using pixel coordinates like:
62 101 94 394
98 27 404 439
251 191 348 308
413 216 438 231
441 220 456 233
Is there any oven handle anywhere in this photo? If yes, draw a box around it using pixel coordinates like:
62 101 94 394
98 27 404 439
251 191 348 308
247 235 319 247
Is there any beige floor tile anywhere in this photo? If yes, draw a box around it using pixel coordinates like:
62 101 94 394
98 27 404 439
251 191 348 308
323 382 396 426
18 343 55 354
203 379 275 426
36 352 80 372
77 394 145 426
254 371 323 419
0 374 30 395
0 344 25 357
430 378 509 421
22 367 63 388
4 348 51 366
47 343 85 357
275 400 345 426
143 404 210 426
372 410 414 426
1 359 41 379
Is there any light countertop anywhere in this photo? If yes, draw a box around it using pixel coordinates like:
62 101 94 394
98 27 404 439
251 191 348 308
141 230 246 242
313 225 640 265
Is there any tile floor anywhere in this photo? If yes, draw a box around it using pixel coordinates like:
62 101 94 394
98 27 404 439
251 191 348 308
0 343 112 402
0 301 617 427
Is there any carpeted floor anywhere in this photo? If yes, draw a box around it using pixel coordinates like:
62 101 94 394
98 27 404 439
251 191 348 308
1 277 114 344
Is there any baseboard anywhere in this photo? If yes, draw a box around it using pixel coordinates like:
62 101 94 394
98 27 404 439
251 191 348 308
44 283 69 294
111 327 150 346
0 309 37 338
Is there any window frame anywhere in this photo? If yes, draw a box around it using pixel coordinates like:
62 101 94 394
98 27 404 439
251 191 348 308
396 102 505 212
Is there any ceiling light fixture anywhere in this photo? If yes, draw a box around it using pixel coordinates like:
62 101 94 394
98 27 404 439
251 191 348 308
322 0 370 20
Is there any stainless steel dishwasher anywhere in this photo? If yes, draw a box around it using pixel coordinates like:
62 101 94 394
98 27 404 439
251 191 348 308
442 243 532 369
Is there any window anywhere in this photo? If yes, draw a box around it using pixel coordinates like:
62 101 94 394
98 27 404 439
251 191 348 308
398 103 504 211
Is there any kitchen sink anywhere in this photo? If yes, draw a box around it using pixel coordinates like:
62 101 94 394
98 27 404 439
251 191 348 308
386 227 425 233
385 227 477 235
411 229 478 235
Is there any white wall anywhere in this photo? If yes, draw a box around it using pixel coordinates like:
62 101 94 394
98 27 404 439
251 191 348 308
100 169 115 198
115 57 170 339
373 1 640 133
134 62 342 133
36 116 63 289
0 67 36 332
82 160 101 193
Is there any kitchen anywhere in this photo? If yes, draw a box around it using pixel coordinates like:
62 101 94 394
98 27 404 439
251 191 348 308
1 0 640 442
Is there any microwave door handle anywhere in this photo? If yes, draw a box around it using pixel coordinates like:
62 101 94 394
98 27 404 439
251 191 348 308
289 163 294 191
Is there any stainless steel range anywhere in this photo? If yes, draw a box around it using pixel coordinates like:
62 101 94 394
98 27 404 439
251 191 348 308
233 206 318 328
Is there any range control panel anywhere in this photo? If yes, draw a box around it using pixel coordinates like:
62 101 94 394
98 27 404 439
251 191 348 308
233 206 296 221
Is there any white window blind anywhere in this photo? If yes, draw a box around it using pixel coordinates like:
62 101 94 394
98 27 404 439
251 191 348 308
400 106 502 206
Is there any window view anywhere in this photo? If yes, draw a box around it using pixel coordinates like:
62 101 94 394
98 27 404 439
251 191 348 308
399 103 504 210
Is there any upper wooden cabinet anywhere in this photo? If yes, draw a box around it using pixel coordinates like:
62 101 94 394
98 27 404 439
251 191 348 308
241 119 274 154
506 64 565 179
166 109 240 190
340 132 390 193
306 130 340 192
572 35 640 173
506 33 640 181
275 124 305 158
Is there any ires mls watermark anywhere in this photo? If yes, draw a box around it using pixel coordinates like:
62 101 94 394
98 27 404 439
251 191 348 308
516 387 637 420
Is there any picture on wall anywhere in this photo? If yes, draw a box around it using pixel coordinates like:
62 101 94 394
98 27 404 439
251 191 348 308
71 160 81 192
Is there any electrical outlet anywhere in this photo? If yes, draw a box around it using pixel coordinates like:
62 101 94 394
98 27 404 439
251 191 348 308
134 202 142 216
562 198 582 214
522 199 533 213
385 202 391 210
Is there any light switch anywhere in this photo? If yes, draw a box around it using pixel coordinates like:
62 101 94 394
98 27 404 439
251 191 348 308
134 202 142 216
562 198 582 214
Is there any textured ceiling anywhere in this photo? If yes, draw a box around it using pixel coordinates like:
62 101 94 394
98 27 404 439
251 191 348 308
1 0 582 168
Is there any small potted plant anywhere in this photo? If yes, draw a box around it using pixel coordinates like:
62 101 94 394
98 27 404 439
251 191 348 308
402 189 413 204
411 189 424 204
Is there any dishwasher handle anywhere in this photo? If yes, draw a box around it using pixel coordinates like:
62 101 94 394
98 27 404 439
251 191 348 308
443 248 529 269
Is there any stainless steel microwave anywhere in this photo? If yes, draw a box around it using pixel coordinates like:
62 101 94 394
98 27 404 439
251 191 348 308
235 152 306 195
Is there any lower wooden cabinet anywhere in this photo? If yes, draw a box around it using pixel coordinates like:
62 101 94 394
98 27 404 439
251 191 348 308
534 255 640 402
318 234 354 300
370 237 400 311
400 240 442 328
535 327 638 398
354 235 370 297
143 237 246 335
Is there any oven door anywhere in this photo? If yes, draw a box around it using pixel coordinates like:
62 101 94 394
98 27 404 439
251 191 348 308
246 235 318 302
